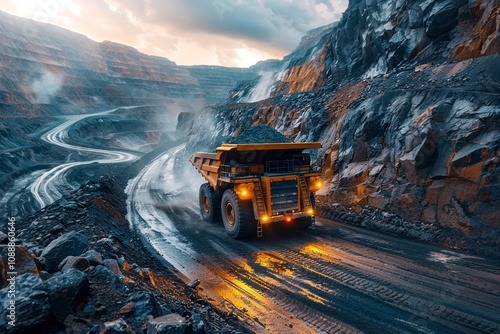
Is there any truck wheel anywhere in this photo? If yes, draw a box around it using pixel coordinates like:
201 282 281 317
199 183 220 223
221 189 256 239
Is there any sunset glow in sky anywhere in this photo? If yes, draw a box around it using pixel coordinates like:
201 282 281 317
0 0 348 67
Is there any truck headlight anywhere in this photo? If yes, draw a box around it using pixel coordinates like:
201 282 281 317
237 183 254 198
308 177 323 191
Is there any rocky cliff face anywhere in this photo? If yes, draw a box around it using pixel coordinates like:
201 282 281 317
0 12 195 117
230 0 500 104
182 0 500 243
183 66 258 105
229 23 336 103
0 10 258 117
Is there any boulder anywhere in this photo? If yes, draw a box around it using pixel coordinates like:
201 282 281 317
50 223 65 235
40 231 89 272
103 258 122 276
34 257 47 272
0 274 50 333
88 265 123 290
146 314 188 334
1 246 38 276
189 313 205 333
99 318 136 334
127 292 161 324
117 302 135 316
425 2 459 38
93 238 118 258
63 314 92 334
43 268 90 323
59 256 91 272
82 249 104 265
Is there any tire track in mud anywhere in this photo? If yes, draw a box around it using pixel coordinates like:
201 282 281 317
180 223 499 333
223 248 429 334
311 231 500 313
266 247 500 334
207 238 361 334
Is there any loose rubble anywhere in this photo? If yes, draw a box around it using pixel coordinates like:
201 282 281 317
0 177 249 334
316 203 499 256
230 124 290 144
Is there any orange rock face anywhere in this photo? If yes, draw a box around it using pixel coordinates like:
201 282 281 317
326 81 368 124
454 1 500 60
274 44 329 96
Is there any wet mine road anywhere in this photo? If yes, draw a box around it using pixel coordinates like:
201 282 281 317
127 146 500 334
31 107 139 208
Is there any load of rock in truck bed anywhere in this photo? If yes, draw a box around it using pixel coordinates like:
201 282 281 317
230 124 290 144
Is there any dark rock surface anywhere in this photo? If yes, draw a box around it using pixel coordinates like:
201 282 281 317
147 313 188 334
82 250 104 266
99 318 135 334
1 245 38 276
228 0 499 103
43 269 90 323
0 231 7 244
126 292 161 326
59 256 91 272
40 231 89 272
0 274 51 333
230 124 290 144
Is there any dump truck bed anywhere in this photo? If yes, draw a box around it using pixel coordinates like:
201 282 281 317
189 142 322 188
217 143 322 151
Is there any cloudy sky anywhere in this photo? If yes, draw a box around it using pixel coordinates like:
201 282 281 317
0 0 348 67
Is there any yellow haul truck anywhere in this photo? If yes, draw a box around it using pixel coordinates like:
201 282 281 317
189 142 323 238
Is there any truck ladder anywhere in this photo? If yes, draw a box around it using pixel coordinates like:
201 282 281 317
298 176 314 224
252 181 267 237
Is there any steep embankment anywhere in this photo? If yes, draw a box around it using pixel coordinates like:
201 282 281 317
181 0 500 248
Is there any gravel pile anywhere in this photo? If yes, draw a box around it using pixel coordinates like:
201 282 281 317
231 124 290 144
1 177 248 334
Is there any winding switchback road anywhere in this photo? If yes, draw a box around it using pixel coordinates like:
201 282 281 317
31 107 139 208
127 145 500 334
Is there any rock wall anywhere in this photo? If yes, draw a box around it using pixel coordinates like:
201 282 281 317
183 0 500 241
0 10 259 117
327 0 500 82
183 66 258 105
229 23 336 102
231 0 500 102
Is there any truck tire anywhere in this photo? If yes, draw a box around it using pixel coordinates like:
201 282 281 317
199 183 220 223
221 189 256 239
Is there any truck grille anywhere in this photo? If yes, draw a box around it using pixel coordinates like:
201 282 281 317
270 180 299 214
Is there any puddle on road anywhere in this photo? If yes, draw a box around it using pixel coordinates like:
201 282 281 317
255 253 294 276
428 250 482 264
